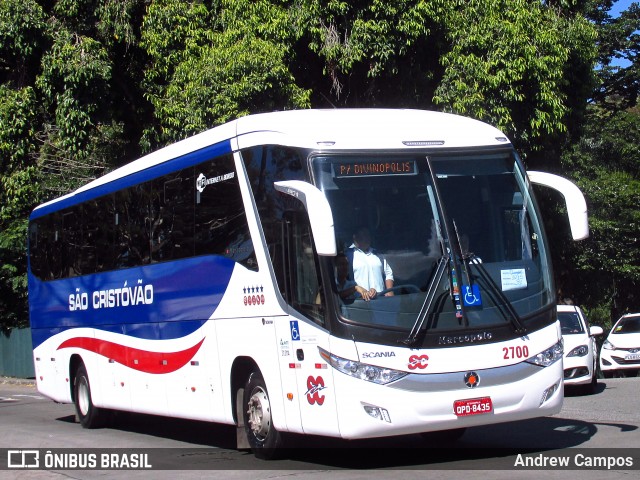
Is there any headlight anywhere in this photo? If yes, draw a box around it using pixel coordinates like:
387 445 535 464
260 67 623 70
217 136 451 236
567 345 588 357
602 340 615 350
525 340 563 367
319 348 408 385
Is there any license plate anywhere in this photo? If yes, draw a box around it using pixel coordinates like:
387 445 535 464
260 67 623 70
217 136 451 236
624 353 640 361
453 397 493 417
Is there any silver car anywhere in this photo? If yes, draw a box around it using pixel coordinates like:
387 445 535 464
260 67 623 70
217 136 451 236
558 305 603 394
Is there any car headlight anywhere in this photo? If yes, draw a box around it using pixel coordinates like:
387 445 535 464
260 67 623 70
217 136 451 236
319 348 408 385
525 340 563 367
567 345 589 357
602 339 616 350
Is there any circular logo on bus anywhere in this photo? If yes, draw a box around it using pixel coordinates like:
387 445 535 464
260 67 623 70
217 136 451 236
464 371 480 388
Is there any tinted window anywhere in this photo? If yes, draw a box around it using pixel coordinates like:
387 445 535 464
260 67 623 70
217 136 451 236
29 152 257 279
195 154 256 270
558 312 585 335
241 145 308 296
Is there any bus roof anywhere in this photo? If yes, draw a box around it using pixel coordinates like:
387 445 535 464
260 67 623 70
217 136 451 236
234 109 509 150
33 109 510 213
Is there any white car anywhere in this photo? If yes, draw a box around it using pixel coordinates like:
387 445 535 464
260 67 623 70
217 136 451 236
599 313 640 378
558 305 603 394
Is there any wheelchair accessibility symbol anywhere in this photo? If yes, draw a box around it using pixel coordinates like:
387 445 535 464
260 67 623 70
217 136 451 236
463 284 482 307
290 320 300 341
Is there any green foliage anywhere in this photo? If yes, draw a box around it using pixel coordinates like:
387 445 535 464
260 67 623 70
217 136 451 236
140 0 214 87
433 0 597 152
0 168 39 329
141 0 310 148
0 0 633 329
149 33 310 144
0 86 39 171
0 86 42 330
592 1 640 109
560 107 640 317
0 0 49 87
299 0 439 103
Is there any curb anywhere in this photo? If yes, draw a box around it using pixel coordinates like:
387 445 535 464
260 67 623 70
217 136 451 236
0 376 36 386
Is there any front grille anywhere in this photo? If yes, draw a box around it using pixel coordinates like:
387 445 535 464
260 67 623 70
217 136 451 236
564 367 589 379
611 356 640 365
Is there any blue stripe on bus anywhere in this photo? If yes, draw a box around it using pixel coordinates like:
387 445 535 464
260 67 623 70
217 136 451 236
30 139 233 220
28 255 235 348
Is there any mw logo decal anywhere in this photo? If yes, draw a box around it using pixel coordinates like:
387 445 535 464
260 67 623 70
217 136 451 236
305 376 326 405
408 354 429 370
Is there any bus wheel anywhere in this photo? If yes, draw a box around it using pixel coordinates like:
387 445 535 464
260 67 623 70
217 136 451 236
242 371 283 459
74 363 105 429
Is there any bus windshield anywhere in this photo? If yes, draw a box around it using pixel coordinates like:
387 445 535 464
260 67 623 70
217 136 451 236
312 150 553 334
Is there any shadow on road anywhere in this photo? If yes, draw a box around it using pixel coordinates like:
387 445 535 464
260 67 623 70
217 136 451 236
54 408 636 469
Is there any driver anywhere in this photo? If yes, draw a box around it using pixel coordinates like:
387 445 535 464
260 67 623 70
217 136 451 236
346 227 394 301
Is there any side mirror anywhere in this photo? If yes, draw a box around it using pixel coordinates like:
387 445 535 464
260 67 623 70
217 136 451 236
527 171 588 241
590 325 604 337
274 180 337 256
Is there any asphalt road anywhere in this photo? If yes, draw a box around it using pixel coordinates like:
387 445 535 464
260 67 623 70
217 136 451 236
0 376 638 479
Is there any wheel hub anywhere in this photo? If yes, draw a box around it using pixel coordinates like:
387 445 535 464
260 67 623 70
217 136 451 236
246 387 271 440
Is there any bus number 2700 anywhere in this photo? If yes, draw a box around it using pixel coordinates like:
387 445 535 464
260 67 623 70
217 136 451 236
503 345 529 360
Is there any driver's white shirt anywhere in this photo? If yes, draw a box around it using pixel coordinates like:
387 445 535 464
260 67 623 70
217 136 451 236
350 245 393 293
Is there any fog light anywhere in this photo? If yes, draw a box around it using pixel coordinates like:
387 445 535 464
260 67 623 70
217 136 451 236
363 404 391 423
540 381 560 406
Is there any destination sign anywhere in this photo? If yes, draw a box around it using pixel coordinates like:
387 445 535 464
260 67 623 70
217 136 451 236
334 159 417 178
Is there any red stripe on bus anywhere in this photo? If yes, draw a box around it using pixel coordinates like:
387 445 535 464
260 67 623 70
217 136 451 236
57 337 205 374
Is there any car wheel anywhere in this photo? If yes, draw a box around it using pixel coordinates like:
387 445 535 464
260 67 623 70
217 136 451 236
582 371 597 395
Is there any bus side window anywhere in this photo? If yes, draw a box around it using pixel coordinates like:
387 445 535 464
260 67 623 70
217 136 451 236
115 186 151 267
150 170 194 263
240 144 308 295
283 211 325 326
194 154 257 270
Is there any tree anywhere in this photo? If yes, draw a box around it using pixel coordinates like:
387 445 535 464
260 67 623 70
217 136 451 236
294 0 597 156
557 106 640 326
591 0 640 110
549 1 640 325
0 0 604 329
140 0 310 148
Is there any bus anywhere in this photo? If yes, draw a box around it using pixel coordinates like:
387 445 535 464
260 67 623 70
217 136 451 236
28 109 588 458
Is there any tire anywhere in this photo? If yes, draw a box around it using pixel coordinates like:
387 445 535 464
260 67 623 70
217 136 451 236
583 363 598 395
74 363 106 429
242 371 283 459
580 375 597 395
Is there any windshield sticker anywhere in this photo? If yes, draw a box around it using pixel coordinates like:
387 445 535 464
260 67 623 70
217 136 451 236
196 171 235 193
501 268 527 291
463 284 482 307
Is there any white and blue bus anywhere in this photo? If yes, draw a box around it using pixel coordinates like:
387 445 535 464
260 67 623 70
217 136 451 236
28 109 588 457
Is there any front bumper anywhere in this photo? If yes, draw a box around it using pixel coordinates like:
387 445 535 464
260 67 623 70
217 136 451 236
332 359 563 440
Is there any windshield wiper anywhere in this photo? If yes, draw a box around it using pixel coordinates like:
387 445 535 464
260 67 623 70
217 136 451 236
401 254 448 347
424 157 469 329
450 219 527 335
464 253 527 335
